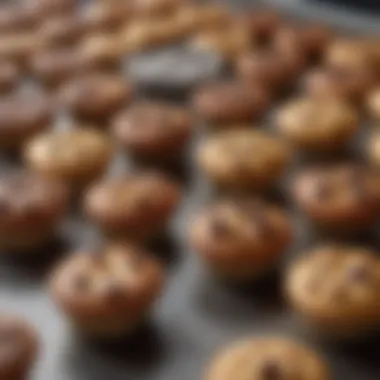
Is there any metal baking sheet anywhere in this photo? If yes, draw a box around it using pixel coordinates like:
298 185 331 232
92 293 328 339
1 1 380 380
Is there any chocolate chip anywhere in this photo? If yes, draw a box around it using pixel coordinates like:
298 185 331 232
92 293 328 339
347 264 370 283
260 360 283 380
0 327 18 343
128 254 145 271
313 181 330 200
73 275 89 292
210 218 229 237
105 283 125 301
0 199 10 215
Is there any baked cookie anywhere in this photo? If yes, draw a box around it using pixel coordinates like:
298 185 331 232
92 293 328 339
273 24 332 62
175 4 231 35
0 60 19 94
191 25 251 61
286 245 380 338
79 33 125 70
189 198 293 280
235 9 282 44
50 244 164 338
197 130 291 191
275 97 359 152
303 66 376 105
38 14 87 47
30 47 92 88
0 171 68 252
83 1 131 33
84 173 181 240
112 101 191 161
292 164 380 230
0 314 39 380
0 92 52 151
205 337 330 380
60 73 133 123
367 87 380 120
235 50 295 93
24 128 112 193
192 80 270 126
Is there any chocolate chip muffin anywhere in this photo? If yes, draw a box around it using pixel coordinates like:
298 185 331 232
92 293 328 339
0 60 19 94
0 314 39 380
175 4 231 34
205 337 330 380
367 87 380 120
24 128 112 193
275 97 359 152
0 171 69 252
286 245 380 338
192 80 270 126
60 73 133 123
189 198 293 280
303 66 376 105
292 164 380 230
83 1 131 33
197 130 291 191
30 47 92 88
112 101 191 162
50 244 165 338
84 172 181 240
191 25 251 61
0 92 53 151
235 50 295 93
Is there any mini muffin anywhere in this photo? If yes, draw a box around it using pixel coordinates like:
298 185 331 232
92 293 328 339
189 198 293 281
38 15 87 47
60 73 133 123
0 33 43 66
273 24 332 61
367 87 380 120
50 244 164 338
84 173 181 240
275 97 359 152
286 245 380 338
192 80 270 126
30 47 92 88
24 128 112 193
235 50 295 93
0 92 52 151
133 0 183 17
0 60 19 94
197 130 291 191
292 164 380 230
80 33 125 70
303 66 376 105
0 171 68 252
0 314 39 380
83 1 131 33
325 39 374 71
122 18 186 52
205 337 330 380
112 101 191 161
174 4 231 34
235 9 282 44
191 25 251 61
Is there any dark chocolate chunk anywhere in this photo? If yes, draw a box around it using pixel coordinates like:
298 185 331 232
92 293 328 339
210 218 229 237
313 181 331 200
105 283 125 301
347 264 370 283
73 275 89 292
260 360 283 380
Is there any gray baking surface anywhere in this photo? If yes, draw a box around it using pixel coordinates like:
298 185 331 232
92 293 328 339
1 1 380 380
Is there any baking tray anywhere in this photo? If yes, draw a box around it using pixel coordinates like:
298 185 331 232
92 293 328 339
1 1 380 380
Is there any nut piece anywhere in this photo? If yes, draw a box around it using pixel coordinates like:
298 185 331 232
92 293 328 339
50 244 165 338
84 172 181 240
24 128 112 193
112 101 191 161
0 314 39 380
205 337 330 380
275 97 359 152
60 73 134 123
197 130 291 191
286 245 380 338
189 198 293 280
0 171 69 252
